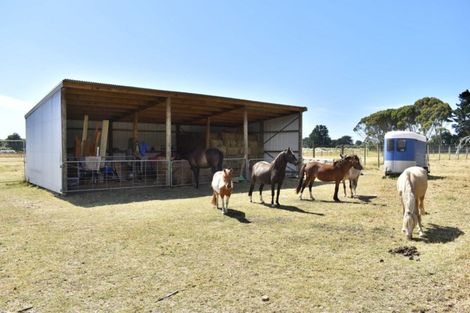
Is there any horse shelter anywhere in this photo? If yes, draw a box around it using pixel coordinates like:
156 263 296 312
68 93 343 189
25 80 307 193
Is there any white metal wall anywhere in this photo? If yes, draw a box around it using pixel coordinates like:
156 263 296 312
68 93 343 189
25 89 63 193
263 114 301 172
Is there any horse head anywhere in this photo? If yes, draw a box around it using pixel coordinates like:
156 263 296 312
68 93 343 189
284 147 298 165
223 168 234 189
341 154 362 170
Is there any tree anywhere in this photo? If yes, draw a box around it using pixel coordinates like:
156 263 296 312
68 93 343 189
335 135 353 146
414 97 452 138
353 109 397 144
308 125 332 147
303 137 313 148
355 140 363 146
354 97 452 143
451 89 470 138
5 133 24 151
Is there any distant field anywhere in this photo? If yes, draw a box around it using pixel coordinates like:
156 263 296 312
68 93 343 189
0 154 24 183
1 158 469 312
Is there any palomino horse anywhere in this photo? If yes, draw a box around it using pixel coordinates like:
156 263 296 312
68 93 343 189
397 166 428 240
341 155 364 198
185 148 224 188
296 155 361 202
249 148 298 207
211 168 234 215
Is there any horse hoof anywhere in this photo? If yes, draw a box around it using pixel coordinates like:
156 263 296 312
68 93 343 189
334 198 341 202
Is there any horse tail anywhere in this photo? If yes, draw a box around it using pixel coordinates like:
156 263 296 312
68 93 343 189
296 163 307 194
211 192 217 206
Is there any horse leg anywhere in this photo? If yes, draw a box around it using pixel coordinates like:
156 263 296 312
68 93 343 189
400 193 406 233
333 181 341 202
349 179 354 198
342 180 347 197
308 179 315 200
271 184 276 207
225 195 230 214
353 179 358 198
248 178 256 203
276 182 282 207
259 184 265 204
419 196 426 215
415 198 424 236
221 195 226 214
299 175 308 200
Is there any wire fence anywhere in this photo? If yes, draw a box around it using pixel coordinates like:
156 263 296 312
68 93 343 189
302 144 470 168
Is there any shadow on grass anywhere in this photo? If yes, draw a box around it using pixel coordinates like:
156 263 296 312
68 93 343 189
225 209 251 224
61 179 304 208
428 175 446 180
420 223 464 243
257 202 325 216
357 195 377 203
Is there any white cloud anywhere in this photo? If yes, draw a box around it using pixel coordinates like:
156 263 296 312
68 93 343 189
0 94 32 111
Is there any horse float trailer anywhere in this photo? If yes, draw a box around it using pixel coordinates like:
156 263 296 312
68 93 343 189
383 131 428 175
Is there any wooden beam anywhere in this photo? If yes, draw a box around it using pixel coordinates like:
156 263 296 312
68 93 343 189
166 98 172 186
100 120 109 157
206 117 211 148
114 100 164 121
244 107 249 178
181 105 244 124
80 114 88 156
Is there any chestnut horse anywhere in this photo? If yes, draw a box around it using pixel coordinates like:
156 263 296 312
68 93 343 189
185 148 224 188
249 148 298 207
296 155 361 202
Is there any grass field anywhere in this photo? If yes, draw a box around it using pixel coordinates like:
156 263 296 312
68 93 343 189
1 160 470 312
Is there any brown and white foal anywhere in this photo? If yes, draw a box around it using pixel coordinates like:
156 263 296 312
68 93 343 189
211 168 234 214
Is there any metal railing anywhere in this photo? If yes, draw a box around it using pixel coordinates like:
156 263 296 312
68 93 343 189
65 157 170 192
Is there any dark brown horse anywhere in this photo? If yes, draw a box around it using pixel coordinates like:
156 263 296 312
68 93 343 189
185 148 224 188
296 155 361 202
249 148 298 207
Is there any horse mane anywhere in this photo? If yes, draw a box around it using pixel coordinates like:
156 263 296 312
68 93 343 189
271 150 287 168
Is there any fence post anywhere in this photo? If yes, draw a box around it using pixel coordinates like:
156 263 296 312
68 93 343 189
457 147 460 160
363 145 367 166
448 146 451 160
438 145 441 160
466 147 468 160
377 143 380 169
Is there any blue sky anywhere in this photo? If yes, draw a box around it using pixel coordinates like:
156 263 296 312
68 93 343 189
1 0 469 140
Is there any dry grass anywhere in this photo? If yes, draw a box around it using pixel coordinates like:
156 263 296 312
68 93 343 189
1 161 470 312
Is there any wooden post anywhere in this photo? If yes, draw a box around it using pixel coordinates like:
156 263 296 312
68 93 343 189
466 147 468 159
166 98 172 186
298 111 303 171
438 144 441 160
108 120 114 154
133 113 139 143
243 108 249 179
80 114 88 156
457 146 460 160
448 146 451 160
206 117 211 148
363 145 367 166
61 88 67 193
100 120 109 157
